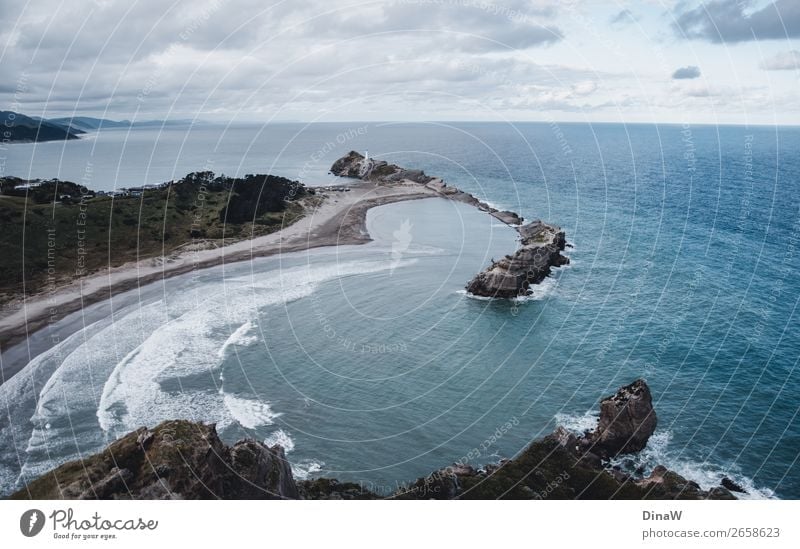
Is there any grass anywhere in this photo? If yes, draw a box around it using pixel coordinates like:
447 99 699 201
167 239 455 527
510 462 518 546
0 173 313 305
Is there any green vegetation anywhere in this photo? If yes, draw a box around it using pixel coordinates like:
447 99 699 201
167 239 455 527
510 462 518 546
0 171 314 303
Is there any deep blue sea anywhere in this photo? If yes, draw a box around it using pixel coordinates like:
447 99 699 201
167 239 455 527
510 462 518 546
1 122 798 498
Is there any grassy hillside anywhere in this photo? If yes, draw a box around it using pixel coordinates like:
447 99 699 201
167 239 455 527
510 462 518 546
0 172 315 303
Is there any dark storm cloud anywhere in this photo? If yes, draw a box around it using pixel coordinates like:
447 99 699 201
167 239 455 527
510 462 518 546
672 65 701 79
674 0 800 43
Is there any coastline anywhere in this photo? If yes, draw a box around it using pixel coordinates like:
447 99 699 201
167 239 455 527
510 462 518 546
10 379 743 500
0 180 442 358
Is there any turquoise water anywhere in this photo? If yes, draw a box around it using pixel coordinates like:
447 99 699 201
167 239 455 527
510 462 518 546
1 122 798 498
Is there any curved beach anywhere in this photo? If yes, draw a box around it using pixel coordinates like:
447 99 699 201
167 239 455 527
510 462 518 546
0 180 440 353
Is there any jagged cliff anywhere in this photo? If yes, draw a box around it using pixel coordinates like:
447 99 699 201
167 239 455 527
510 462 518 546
10 380 737 500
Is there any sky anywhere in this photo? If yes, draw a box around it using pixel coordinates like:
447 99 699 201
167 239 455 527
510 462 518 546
1 0 798 125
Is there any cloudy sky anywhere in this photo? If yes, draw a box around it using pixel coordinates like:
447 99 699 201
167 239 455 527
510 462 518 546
1 0 798 124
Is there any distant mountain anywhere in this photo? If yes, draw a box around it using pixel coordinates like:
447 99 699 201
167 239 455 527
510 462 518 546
1 111 81 143
47 116 195 130
2 111 197 143
47 116 132 131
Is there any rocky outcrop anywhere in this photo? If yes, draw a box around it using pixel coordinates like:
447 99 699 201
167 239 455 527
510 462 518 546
10 380 736 500
465 220 569 298
581 379 658 458
330 151 524 226
330 150 433 184
11 421 298 500
393 379 732 500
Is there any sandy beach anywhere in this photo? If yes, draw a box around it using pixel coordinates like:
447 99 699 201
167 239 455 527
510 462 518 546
0 179 440 352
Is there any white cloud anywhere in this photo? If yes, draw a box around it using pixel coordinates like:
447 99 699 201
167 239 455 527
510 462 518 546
760 50 800 70
0 0 796 123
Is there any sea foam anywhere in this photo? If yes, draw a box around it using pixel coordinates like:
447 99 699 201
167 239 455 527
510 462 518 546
96 258 415 436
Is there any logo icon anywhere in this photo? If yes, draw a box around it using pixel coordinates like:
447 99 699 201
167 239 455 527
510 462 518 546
20 509 45 537
390 219 413 274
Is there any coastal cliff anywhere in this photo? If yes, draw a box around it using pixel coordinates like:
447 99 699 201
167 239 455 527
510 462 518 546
10 380 737 500
330 151 568 298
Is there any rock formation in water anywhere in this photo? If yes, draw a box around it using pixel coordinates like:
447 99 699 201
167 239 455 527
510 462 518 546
330 151 524 226
10 380 736 500
582 378 658 458
465 220 570 298
330 150 433 184
332 151 567 296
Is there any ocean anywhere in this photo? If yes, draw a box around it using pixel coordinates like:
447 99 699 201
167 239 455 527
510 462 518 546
1 122 798 498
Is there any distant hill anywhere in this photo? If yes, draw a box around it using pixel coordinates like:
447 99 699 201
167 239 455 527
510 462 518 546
47 116 132 131
2 111 196 143
48 116 195 130
0 111 81 143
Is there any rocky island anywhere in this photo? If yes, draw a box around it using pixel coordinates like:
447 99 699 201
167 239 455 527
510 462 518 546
330 151 569 298
10 380 739 500
466 220 569 298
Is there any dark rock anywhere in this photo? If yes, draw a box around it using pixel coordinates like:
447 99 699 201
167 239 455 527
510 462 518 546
330 151 433 184
721 477 747 494
297 478 379 500
78 467 133 499
466 220 569 298
12 381 732 501
229 440 298 499
637 465 736 499
11 420 298 500
137 430 154 448
707 487 738 499
490 210 523 225
586 379 657 458
330 151 368 178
